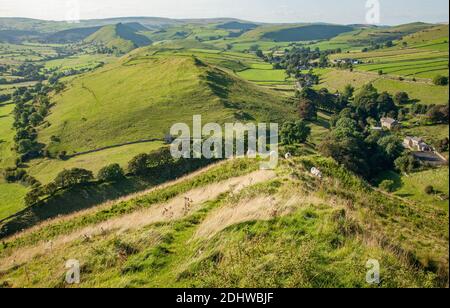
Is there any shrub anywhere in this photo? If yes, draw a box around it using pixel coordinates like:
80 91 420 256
425 186 435 195
98 164 125 183
433 75 449 86
3 168 27 183
24 185 44 207
394 92 409 105
280 120 311 145
57 151 67 160
128 153 150 176
43 182 58 196
379 180 395 192
54 168 94 189
395 154 420 173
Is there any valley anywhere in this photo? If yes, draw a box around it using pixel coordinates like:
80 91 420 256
0 16 448 288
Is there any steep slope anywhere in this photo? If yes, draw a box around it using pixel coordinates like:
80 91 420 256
45 26 102 43
38 52 294 155
0 157 447 287
85 23 152 53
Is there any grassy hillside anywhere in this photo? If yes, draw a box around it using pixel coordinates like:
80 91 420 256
0 157 447 288
329 25 449 79
44 26 102 43
85 23 152 53
261 24 354 42
39 51 294 155
327 23 435 47
241 24 354 42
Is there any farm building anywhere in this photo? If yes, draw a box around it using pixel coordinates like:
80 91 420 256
381 117 400 130
403 136 432 152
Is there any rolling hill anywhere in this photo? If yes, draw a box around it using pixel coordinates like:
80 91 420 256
44 26 102 43
38 50 293 156
327 22 436 47
85 23 152 53
241 24 355 42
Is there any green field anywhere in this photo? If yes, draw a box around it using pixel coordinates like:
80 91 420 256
315 68 449 104
28 141 163 184
376 167 449 208
0 183 27 219
44 54 118 72
0 103 16 168
237 68 288 83
329 25 449 80
372 78 449 104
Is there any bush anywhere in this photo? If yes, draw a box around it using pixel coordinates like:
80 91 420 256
54 168 94 189
280 120 311 145
379 180 395 192
24 185 44 207
433 75 449 86
57 151 67 160
394 92 409 105
128 153 150 176
98 164 125 183
395 154 420 173
3 168 27 183
425 186 435 195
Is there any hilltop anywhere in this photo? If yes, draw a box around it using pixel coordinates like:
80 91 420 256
38 50 293 155
85 23 152 53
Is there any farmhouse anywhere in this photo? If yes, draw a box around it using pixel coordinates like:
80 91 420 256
403 136 432 152
332 58 362 65
381 117 400 130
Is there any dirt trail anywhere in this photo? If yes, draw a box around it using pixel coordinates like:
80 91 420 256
0 170 276 271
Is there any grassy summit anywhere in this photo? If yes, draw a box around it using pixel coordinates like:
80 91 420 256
39 52 293 155
85 23 152 53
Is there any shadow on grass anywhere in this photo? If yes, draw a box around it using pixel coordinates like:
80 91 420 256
372 170 404 191
0 159 218 238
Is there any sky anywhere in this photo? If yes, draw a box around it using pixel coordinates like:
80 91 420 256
0 0 448 25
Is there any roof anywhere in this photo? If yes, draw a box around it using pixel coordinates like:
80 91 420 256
381 117 398 125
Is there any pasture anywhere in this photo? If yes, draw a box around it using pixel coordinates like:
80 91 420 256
28 141 164 184
376 167 449 209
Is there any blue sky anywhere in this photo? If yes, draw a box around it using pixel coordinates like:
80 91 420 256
0 0 448 25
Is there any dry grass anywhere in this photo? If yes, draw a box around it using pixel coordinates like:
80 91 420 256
0 169 276 271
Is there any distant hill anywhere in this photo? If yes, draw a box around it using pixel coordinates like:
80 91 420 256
38 52 292 155
0 30 41 43
242 24 355 42
44 26 102 43
400 24 449 46
44 22 150 43
216 21 258 31
0 17 252 33
329 22 436 46
85 23 152 53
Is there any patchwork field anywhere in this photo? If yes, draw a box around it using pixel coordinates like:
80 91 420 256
315 69 449 104
376 167 449 209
